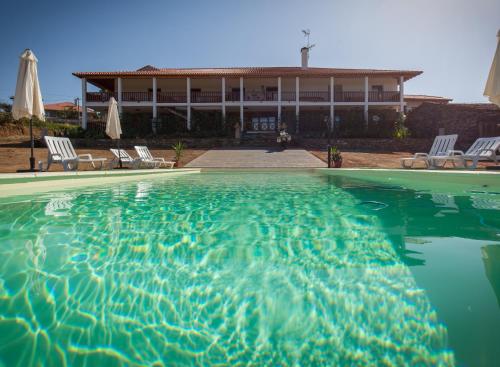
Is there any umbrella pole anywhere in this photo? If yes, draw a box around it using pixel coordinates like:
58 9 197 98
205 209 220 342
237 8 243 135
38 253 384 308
29 117 35 172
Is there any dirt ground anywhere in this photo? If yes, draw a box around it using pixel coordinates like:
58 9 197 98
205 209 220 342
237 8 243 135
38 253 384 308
0 138 206 173
0 136 497 172
308 149 497 169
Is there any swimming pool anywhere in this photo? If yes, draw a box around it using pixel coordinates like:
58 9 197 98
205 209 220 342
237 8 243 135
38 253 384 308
0 170 498 366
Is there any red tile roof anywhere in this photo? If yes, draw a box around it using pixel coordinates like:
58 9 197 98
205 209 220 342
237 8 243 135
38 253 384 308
44 102 93 113
73 66 422 81
404 94 453 102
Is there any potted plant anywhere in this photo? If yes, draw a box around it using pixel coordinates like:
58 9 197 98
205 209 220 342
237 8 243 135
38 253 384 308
329 146 343 168
172 141 185 167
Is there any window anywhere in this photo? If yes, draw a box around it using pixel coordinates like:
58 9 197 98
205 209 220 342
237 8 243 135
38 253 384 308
372 85 384 93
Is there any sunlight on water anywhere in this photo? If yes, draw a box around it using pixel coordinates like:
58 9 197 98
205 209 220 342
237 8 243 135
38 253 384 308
1 171 496 366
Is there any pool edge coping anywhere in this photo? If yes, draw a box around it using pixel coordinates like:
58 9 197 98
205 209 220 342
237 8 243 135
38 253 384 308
0 169 201 198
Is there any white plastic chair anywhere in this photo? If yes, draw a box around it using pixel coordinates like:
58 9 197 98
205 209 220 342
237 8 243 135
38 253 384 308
134 146 175 169
400 134 458 169
110 149 146 169
44 136 106 171
431 136 500 169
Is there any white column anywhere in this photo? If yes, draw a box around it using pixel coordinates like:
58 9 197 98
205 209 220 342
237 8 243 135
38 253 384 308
330 77 335 130
152 77 157 119
117 77 123 114
186 77 191 130
399 76 405 113
81 78 87 129
221 77 226 119
295 77 300 116
295 76 300 133
364 76 369 123
277 76 282 124
240 77 244 132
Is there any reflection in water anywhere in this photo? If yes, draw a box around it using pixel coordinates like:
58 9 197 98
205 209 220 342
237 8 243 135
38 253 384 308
482 245 500 307
44 193 75 217
325 174 500 367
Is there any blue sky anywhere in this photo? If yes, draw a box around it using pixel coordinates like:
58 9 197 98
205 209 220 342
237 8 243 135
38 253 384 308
0 0 498 104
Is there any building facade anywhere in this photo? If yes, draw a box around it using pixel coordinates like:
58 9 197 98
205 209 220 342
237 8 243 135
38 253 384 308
73 50 422 134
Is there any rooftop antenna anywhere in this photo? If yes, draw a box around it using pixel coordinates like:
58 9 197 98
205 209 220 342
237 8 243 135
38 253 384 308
302 29 315 51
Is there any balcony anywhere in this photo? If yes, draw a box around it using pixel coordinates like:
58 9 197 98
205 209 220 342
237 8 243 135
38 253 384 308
122 92 152 102
369 91 400 102
244 91 280 102
86 92 114 102
281 92 296 101
334 91 364 102
225 91 240 102
299 91 330 102
86 90 402 104
191 91 221 103
157 92 186 103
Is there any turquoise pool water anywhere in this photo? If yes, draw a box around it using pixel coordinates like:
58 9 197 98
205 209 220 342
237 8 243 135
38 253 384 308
0 171 499 366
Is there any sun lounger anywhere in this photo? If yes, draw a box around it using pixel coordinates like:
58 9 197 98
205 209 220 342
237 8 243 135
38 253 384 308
400 134 457 169
44 136 106 171
134 146 175 168
430 136 500 169
110 149 147 169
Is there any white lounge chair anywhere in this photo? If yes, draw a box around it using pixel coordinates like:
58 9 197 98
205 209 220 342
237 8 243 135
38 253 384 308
110 149 144 169
430 136 500 169
134 146 175 169
44 136 106 171
400 134 457 169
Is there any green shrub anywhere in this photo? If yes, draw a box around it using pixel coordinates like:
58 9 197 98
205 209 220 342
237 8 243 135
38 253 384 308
393 113 410 140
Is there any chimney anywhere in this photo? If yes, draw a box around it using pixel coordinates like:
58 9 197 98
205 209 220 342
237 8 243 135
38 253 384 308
301 47 309 68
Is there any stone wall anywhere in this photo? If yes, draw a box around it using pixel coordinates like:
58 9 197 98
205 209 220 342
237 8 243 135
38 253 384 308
299 138 434 153
406 103 500 148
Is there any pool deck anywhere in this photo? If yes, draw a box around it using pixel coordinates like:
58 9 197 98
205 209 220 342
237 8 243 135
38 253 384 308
185 148 327 168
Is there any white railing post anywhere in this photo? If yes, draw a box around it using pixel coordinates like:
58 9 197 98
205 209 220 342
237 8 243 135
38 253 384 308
117 77 123 114
81 78 87 129
278 76 282 125
240 77 244 132
152 77 157 119
364 76 369 123
399 76 405 113
187 77 191 130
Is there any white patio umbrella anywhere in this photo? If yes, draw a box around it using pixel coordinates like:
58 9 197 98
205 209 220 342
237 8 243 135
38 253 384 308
12 49 45 171
106 97 123 167
484 29 500 107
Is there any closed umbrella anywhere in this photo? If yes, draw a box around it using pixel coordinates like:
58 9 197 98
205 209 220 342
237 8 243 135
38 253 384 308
484 30 500 107
12 49 45 172
106 97 123 168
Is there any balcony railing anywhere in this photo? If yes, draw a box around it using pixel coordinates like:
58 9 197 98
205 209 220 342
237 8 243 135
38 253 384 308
191 91 221 103
86 90 402 104
334 91 365 102
86 92 114 102
225 91 240 102
368 91 400 102
122 91 152 102
157 92 186 103
281 92 296 101
299 91 330 102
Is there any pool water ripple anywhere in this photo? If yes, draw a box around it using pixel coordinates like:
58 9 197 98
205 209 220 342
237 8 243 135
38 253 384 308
0 171 498 366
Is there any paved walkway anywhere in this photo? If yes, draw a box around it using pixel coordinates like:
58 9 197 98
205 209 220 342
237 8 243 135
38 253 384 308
185 148 327 168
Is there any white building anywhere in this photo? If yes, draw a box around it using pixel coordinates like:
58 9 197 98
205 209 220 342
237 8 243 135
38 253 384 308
74 48 422 135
